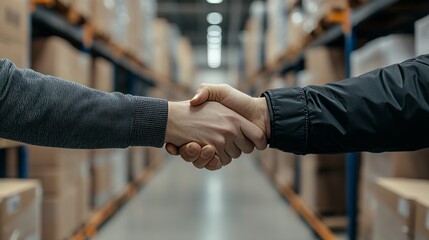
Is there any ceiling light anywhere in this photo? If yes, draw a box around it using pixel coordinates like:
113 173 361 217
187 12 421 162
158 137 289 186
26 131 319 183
207 12 223 25
207 0 223 4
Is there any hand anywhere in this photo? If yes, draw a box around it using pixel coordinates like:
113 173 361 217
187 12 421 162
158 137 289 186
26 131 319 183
165 100 266 168
165 84 270 169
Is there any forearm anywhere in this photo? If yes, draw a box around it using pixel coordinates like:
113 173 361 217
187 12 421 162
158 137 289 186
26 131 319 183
264 55 429 154
0 59 167 148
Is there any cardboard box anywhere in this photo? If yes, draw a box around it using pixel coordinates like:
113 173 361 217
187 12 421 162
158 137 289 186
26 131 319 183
110 149 128 196
0 0 29 68
351 34 414 77
129 147 147 180
0 179 41 240
93 57 114 92
28 146 85 169
153 19 172 77
32 37 90 86
359 150 429 240
415 198 429 240
42 189 76 240
274 151 295 187
305 47 346 85
374 178 429 240
92 0 115 37
300 154 346 214
415 15 429 56
92 149 113 209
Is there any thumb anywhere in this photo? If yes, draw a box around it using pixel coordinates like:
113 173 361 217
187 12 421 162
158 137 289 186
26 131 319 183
190 88 209 106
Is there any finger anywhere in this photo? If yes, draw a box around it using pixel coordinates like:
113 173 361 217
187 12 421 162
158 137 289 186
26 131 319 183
179 142 202 162
240 119 267 150
192 145 216 169
233 135 254 154
165 143 179 155
218 149 232 166
225 141 242 159
205 155 222 171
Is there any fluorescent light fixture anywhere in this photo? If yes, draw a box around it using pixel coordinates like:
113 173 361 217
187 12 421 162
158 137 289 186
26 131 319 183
291 10 303 24
207 25 222 68
207 0 223 4
207 47 221 68
207 12 223 25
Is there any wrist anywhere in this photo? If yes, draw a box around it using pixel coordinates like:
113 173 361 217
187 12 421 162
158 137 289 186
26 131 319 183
256 97 271 139
165 101 180 144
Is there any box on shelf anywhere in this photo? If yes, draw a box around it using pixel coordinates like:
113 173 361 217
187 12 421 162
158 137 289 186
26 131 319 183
374 178 429 240
0 0 29 68
91 0 115 38
28 146 90 240
153 18 172 77
92 149 113 209
351 34 415 77
129 147 147 180
32 37 90 86
300 154 346 214
415 197 429 240
0 179 41 240
359 150 429 240
274 151 296 187
93 57 114 92
176 37 195 86
305 46 345 85
415 15 429 56
147 147 164 166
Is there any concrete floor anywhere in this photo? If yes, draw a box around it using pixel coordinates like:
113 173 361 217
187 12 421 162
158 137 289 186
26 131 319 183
95 154 319 240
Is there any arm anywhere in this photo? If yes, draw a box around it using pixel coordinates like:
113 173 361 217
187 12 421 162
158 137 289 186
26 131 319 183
174 54 429 159
266 54 429 154
0 59 167 148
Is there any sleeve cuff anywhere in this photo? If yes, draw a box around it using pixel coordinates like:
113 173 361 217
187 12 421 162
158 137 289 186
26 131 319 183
129 96 168 147
263 88 308 155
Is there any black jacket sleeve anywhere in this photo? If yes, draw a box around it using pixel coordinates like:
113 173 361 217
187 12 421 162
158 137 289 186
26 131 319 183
0 59 168 149
263 54 429 155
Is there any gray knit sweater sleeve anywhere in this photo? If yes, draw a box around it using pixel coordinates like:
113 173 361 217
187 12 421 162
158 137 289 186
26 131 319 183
0 59 168 148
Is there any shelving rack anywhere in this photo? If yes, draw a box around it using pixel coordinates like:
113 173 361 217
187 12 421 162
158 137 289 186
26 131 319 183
1 1 190 239
247 0 429 239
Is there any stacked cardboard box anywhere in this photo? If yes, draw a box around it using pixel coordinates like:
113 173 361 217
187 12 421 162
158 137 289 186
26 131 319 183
373 178 429 240
359 150 429 240
32 37 91 87
29 147 90 240
0 0 29 68
176 37 195 86
129 147 147 180
92 0 116 38
243 1 266 78
265 0 288 63
274 151 296 187
0 180 41 240
300 154 346 214
91 149 128 209
93 57 114 92
153 18 172 78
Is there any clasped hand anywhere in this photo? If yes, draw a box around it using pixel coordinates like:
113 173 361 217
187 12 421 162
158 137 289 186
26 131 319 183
164 84 271 171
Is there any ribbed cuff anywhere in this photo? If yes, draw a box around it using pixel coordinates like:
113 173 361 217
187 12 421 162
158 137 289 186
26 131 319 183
263 88 308 155
129 96 168 147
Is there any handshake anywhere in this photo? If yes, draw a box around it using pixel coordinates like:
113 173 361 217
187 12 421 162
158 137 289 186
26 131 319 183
164 83 271 171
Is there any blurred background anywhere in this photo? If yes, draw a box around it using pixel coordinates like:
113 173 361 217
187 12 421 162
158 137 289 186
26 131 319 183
1 0 429 240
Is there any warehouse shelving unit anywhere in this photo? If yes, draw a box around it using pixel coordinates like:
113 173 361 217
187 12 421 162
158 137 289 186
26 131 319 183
245 0 429 239
1 1 189 239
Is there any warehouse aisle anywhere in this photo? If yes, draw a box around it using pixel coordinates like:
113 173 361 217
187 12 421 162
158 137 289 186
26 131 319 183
95 153 316 240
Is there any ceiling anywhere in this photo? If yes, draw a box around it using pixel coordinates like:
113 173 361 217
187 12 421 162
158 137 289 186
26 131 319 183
157 0 256 48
